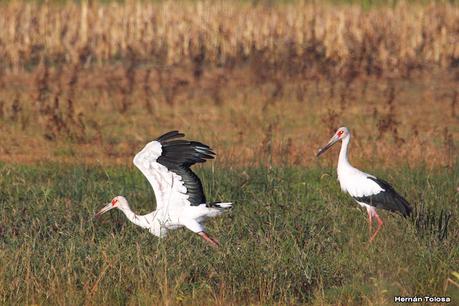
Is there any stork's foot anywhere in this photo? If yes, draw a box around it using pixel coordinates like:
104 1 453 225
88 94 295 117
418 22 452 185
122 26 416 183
198 231 220 248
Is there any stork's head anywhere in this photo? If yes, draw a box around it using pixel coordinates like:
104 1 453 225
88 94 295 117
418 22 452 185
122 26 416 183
316 127 350 157
94 196 129 219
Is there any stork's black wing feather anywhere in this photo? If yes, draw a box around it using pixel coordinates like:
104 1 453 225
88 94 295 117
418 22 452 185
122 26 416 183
353 177 412 217
156 131 215 206
155 130 185 142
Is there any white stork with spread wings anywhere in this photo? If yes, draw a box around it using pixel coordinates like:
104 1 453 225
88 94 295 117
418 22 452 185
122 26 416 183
94 131 232 247
317 127 412 242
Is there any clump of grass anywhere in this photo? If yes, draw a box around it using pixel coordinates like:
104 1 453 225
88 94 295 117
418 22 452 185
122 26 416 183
412 205 452 242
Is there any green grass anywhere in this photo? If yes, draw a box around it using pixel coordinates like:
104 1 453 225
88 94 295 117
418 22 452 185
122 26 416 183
0 163 458 305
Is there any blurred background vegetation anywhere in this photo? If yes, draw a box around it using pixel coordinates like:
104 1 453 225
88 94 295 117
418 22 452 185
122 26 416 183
0 0 457 167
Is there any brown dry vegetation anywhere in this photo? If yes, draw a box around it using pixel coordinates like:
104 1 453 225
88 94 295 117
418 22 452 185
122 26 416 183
0 1 457 168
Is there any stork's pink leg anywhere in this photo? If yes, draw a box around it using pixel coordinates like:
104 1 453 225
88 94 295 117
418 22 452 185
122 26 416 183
369 212 383 243
367 208 373 237
198 232 220 248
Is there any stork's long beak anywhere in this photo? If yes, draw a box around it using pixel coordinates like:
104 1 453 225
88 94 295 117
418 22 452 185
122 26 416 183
317 135 340 157
94 203 113 219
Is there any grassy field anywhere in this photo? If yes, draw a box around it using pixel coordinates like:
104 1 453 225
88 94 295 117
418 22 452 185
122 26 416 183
0 163 457 305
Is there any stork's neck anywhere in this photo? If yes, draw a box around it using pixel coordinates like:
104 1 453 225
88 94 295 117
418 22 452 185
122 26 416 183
338 135 352 172
118 202 153 229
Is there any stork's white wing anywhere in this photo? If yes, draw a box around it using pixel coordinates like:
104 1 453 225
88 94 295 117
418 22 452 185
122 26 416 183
133 140 189 211
133 131 215 211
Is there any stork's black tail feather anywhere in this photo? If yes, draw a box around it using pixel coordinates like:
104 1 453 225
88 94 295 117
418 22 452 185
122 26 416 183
390 193 412 217
206 202 233 209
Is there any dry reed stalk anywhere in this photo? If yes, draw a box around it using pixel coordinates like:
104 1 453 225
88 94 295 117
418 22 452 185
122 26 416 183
0 2 457 76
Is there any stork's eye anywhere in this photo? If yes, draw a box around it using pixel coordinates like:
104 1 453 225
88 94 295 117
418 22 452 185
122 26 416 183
111 199 118 206
337 130 344 136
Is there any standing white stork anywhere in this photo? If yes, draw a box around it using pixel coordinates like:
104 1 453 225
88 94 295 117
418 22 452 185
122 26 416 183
316 127 412 242
94 131 232 247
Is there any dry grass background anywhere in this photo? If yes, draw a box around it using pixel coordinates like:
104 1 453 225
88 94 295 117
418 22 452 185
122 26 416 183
0 0 457 168
0 1 458 71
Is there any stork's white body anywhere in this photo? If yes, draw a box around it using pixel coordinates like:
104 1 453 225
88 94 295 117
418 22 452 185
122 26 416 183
112 199 229 238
